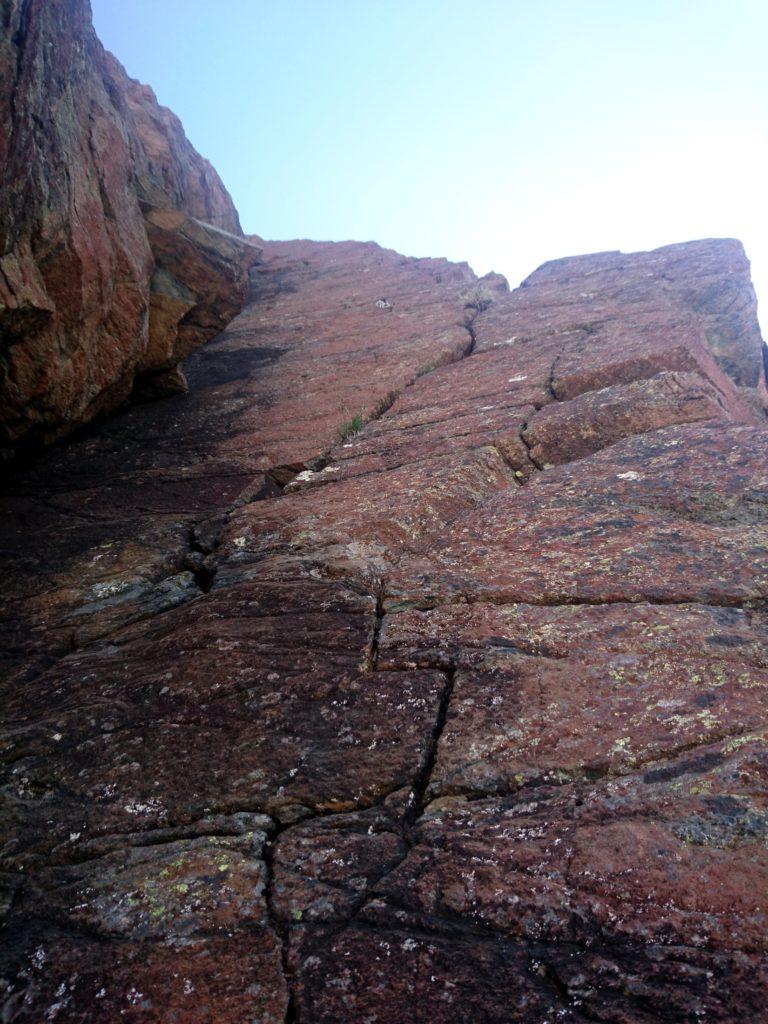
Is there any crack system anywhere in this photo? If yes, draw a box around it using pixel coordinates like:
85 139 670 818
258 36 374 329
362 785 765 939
263 823 301 1024
402 667 455 829
5 262 766 1023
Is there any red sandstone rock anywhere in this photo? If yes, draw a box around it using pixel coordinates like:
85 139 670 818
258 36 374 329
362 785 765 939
388 422 768 609
0 239 484 683
4 933 287 1024
101 52 242 234
523 369 754 468
0 0 258 461
509 239 763 388
1 227 766 1022
0 0 152 457
380 600 768 796
138 204 259 378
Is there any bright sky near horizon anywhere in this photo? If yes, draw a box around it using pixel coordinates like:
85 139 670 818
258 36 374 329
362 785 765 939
92 0 768 330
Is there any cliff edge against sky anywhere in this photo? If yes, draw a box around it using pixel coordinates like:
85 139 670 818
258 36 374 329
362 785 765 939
0 0 258 463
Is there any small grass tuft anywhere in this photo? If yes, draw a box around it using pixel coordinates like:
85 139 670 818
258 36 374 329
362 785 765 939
338 412 364 441
415 360 438 379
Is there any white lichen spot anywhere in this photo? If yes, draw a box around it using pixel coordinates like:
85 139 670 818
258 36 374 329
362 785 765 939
123 798 165 817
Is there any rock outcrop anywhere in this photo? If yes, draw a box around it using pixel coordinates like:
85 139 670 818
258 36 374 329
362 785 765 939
1 231 766 1022
2 5 768 1020
0 0 258 463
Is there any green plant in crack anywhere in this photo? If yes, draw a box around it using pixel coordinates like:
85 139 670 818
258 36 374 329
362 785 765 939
338 411 364 441
415 360 439 379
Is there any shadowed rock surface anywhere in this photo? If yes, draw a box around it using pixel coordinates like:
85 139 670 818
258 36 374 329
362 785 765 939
1 228 767 1022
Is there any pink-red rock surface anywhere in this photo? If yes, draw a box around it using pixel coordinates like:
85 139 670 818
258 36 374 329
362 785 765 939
1 229 766 1022
1 14 767 1012
0 0 258 461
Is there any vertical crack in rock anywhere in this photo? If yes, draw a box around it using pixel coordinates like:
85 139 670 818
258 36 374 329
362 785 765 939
517 418 545 473
461 316 478 358
535 958 601 1023
365 581 386 672
183 525 220 593
545 348 563 402
514 346 568 479
263 820 300 1024
403 666 456 829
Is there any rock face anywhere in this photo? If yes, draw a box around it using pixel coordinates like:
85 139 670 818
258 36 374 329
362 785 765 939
100 51 242 235
0 0 258 462
135 205 257 396
2 10 768 1017
1 230 766 1022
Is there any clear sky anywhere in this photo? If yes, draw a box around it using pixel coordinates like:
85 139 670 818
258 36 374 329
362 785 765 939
92 0 767 325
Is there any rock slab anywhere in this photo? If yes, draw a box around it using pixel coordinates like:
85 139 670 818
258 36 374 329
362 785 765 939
1 230 766 1022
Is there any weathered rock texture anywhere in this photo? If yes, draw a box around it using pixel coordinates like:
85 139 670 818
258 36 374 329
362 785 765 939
0 0 258 462
1 230 766 1022
2 13 768 1013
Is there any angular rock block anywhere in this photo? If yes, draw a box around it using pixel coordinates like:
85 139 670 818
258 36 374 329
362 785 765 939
139 204 260 373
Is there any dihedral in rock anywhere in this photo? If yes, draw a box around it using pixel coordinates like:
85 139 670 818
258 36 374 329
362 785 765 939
0 0 258 462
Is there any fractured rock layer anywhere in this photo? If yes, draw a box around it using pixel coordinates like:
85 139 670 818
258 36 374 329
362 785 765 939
0 235 767 1022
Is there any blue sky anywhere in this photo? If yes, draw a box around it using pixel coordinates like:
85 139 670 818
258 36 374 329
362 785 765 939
92 0 767 322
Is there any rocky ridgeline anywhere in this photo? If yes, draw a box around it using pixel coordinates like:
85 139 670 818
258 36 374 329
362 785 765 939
2 5 768 1024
